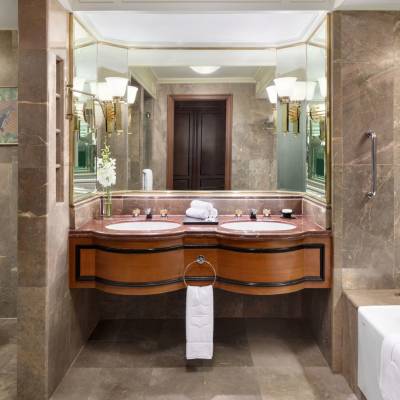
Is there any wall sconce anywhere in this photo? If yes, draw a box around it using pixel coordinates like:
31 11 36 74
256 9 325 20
318 77 327 98
266 85 278 129
71 77 136 135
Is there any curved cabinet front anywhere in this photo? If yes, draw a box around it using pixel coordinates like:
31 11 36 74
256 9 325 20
69 234 331 296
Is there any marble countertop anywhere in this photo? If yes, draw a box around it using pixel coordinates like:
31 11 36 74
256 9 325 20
345 289 400 308
70 214 330 241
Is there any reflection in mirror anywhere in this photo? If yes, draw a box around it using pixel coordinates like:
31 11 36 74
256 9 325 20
71 14 329 202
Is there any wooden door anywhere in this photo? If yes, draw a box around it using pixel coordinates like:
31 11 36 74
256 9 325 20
173 100 226 190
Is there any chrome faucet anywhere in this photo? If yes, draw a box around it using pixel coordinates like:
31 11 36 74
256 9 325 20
145 208 153 219
250 209 257 220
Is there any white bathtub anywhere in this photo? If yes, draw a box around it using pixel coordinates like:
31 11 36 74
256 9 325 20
358 305 400 400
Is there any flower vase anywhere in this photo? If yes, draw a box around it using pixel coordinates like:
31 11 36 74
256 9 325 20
104 188 112 217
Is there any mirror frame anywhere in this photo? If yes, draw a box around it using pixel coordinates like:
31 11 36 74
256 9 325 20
68 13 332 207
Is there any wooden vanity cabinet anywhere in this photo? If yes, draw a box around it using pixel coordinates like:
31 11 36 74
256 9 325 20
69 232 331 296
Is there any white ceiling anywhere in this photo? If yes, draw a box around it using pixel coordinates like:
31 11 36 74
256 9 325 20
66 0 400 12
77 11 326 47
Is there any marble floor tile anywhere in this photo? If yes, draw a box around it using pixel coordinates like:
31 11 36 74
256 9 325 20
146 367 205 400
255 367 317 400
51 319 356 400
304 367 358 400
203 367 262 400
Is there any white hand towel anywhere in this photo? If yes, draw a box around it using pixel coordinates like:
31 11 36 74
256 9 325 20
186 207 209 220
190 200 214 212
380 335 400 400
186 285 214 360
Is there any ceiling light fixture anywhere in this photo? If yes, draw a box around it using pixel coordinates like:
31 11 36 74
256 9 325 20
190 66 221 74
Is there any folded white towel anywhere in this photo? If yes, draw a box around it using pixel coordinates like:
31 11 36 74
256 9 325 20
191 200 213 211
380 335 400 400
186 285 214 360
209 207 218 218
186 207 209 220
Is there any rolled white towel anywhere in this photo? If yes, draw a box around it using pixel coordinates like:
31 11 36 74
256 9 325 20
190 200 213 212
186 207 209 220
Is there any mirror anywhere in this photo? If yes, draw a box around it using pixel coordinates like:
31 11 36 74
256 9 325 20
71 14 329 202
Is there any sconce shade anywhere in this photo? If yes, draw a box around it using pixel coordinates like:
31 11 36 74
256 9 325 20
127 86 139 104
266 85 277 104
89 82 97 96
273 77 297 98
190 66 220 74
291 81 307 102
97 82 112 101
306 81 317 101
73 77 85 96
318 77 327 98
106 77 128 98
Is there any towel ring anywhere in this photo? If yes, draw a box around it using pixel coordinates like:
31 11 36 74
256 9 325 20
183 255 217 288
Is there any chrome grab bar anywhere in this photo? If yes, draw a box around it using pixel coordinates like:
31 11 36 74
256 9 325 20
366 129 377 199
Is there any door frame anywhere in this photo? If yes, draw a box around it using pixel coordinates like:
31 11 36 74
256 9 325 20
167 94 233 190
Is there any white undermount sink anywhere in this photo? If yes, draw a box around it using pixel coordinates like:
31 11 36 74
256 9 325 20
106 221 181 231
220 221 296 232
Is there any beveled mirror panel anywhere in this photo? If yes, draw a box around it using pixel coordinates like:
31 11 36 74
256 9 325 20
71 14 330 203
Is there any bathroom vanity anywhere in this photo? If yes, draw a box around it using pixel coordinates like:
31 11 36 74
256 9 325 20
69 214 331 296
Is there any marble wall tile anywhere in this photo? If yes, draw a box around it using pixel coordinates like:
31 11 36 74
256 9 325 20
97 290 305 320
342 165 394 283
18 49 48 104
18 0 47 51
70 197 101 230
119 195 303 216
17 287 47 400
342 63 394 166
302 197 329 229
330 11 400 381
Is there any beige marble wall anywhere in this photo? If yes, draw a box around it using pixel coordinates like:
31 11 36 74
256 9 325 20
150 83 276 190
310 10 400 377
98 291 304 320
18 1 99 399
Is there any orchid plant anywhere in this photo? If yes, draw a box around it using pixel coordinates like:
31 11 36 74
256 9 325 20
96 145 116 217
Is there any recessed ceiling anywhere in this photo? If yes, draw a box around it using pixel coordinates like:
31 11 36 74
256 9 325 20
77 11 326 47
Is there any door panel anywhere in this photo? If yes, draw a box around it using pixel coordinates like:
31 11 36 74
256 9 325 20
173 100 226 190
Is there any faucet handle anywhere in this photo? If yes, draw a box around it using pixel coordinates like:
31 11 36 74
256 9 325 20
160 208 168 217
234 209 243 218
250 209 257 220
132 208 140 217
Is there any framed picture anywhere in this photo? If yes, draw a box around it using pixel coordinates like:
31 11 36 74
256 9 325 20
0 88 17 144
